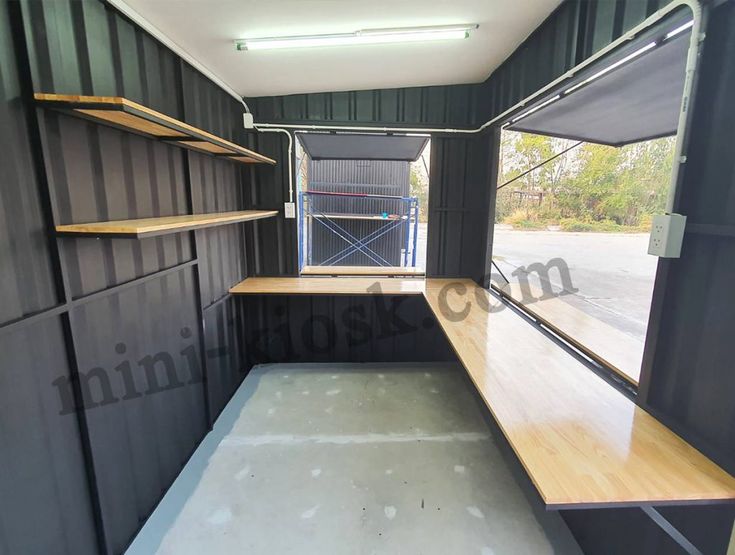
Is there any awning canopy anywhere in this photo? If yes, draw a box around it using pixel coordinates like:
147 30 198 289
299 133 429 161
507 17 691 147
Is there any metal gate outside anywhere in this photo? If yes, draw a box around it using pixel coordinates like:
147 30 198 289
299 190 419 269
296 134 428 272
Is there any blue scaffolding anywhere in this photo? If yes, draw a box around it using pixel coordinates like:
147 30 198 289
298 190 419 270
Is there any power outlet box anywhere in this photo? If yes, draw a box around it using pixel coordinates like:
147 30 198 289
284 202 296 219
648 213 687 258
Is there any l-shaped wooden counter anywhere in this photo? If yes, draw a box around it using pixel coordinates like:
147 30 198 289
230 277 735 509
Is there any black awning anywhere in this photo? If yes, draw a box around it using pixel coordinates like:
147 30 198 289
299 133 429 161
507 20 691 147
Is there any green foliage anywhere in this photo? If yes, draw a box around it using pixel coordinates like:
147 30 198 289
497 131 675 231
410 163 429 223
557 218 644 233
504 210 546 230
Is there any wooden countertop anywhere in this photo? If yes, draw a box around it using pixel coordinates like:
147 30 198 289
230 276 426 296
229 276 735 508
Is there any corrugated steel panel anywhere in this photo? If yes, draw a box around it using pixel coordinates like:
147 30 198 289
426 135 494 282
181 61 240 143
71 267 207 555
643 0 735 473
38 110 194 298
8 2 275 553
310 159 410 191
245 131 299 276
189 152 248 306
480 0 675 122
0 315 99 555
241 294 455 365
0 1 59 325
203 295 247 422
248 84 480 128
21 0 182 117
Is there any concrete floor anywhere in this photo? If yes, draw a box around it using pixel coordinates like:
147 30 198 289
127 363 581 555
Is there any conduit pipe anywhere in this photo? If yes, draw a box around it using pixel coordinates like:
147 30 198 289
255 127 294 203
254 0 703 216
109 0 702 217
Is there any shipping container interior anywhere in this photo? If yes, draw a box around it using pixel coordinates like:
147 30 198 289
2 0 735 554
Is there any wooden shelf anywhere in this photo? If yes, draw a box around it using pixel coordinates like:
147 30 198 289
56 210 278 238
309 213 407 221
301 265 424 277
34 93 276 165
230 276 735 508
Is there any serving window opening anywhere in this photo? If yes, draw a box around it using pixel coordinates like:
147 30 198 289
296 132 430 276
489 14 692 386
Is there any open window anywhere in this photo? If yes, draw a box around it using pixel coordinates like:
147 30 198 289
490 13 693 386
296 132 430 276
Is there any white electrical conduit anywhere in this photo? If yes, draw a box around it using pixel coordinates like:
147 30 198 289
254 0 703 214
109 0 701 214
255 127 294 203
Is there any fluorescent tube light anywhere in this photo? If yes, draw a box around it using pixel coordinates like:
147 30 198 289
665 20 693 40
563 41 657 95
235 24 478 51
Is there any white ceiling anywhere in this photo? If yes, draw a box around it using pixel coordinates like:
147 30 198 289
118 0 562 98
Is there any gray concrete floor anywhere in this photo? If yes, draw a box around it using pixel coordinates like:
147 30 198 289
127 362 581 555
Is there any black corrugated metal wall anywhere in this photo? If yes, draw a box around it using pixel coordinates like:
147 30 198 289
477 0 674 123
0 0 286 552
248 84 480 128
247 88 495 281
0 0 457 553
3 0 735 553
482 0 735 553
426 133 496 280
242 295 455 366
244 0 677 282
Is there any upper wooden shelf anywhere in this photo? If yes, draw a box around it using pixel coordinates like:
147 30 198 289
309 213 407 221
56 210 278 238
34 93 276 165
301 265 425 277
230 276 735 508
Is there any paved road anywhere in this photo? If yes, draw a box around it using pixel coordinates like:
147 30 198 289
415 225 653 340
491 228 656 340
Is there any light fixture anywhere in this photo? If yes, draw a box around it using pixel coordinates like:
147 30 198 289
235 24 478 51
